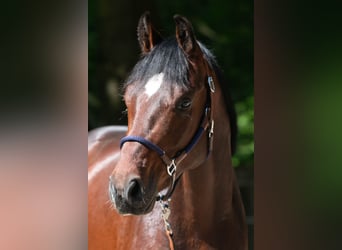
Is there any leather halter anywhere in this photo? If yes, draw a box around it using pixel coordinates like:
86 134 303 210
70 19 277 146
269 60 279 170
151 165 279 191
119 75 215 201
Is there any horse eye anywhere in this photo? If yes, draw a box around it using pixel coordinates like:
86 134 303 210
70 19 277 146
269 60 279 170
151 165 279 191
177 98 192 110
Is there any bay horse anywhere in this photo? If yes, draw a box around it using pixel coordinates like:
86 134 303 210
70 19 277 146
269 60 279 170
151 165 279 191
88 12 248 250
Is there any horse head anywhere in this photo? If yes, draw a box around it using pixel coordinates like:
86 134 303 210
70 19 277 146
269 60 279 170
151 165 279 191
109 12 215 215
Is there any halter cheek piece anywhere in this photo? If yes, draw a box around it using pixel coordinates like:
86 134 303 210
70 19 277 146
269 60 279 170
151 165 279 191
119 76 215 201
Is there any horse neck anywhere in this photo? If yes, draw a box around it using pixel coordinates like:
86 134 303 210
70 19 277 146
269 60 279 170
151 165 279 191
171 82 247 245
172 82 243 226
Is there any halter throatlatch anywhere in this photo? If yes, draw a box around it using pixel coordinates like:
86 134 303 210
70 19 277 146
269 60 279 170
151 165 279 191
119 75 215 202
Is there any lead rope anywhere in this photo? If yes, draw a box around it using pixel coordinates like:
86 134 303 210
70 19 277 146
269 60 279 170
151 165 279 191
159 198 175 250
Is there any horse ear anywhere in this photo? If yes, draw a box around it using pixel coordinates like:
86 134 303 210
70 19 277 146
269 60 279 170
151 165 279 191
137 11 162 55
174 15 202 59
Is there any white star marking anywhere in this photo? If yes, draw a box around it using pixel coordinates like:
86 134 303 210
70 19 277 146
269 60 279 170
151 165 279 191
144 73 164 98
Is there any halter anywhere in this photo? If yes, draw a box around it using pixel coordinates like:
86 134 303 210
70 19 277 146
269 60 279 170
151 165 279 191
119 74 215 250
119 75 215 201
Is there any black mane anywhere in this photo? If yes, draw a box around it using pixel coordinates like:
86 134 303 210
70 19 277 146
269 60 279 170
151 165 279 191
124 38 237 154
125 38 189 88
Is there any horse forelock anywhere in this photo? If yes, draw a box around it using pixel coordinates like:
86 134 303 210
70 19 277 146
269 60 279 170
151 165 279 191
124 38 190 90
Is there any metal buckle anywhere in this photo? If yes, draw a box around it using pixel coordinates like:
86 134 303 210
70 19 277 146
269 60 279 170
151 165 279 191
209 120 214 151
167 159 176 176
208 76 215 93
209 120 214 137
205 107 210 117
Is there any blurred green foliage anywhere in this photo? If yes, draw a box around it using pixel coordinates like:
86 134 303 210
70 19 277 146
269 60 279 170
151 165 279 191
89 0 253 168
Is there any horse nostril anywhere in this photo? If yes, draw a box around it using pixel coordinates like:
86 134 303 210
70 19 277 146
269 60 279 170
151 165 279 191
126 179 143 203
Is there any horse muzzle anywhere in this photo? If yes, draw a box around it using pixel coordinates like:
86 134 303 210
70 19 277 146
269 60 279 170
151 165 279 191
108 176 156 215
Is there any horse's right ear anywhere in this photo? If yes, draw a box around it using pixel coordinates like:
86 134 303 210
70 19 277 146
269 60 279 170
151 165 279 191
137 11 162 55
174 15 202 60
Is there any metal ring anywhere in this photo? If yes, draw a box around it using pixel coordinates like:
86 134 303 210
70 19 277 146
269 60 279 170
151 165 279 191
167 159 177 176
208 76 215 93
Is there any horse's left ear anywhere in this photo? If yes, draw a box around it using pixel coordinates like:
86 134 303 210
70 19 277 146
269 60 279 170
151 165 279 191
137 11 163 55
174 15 202 59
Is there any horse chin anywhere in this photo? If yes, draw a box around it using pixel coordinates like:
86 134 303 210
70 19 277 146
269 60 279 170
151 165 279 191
141 197 156 214
114 196 156 216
